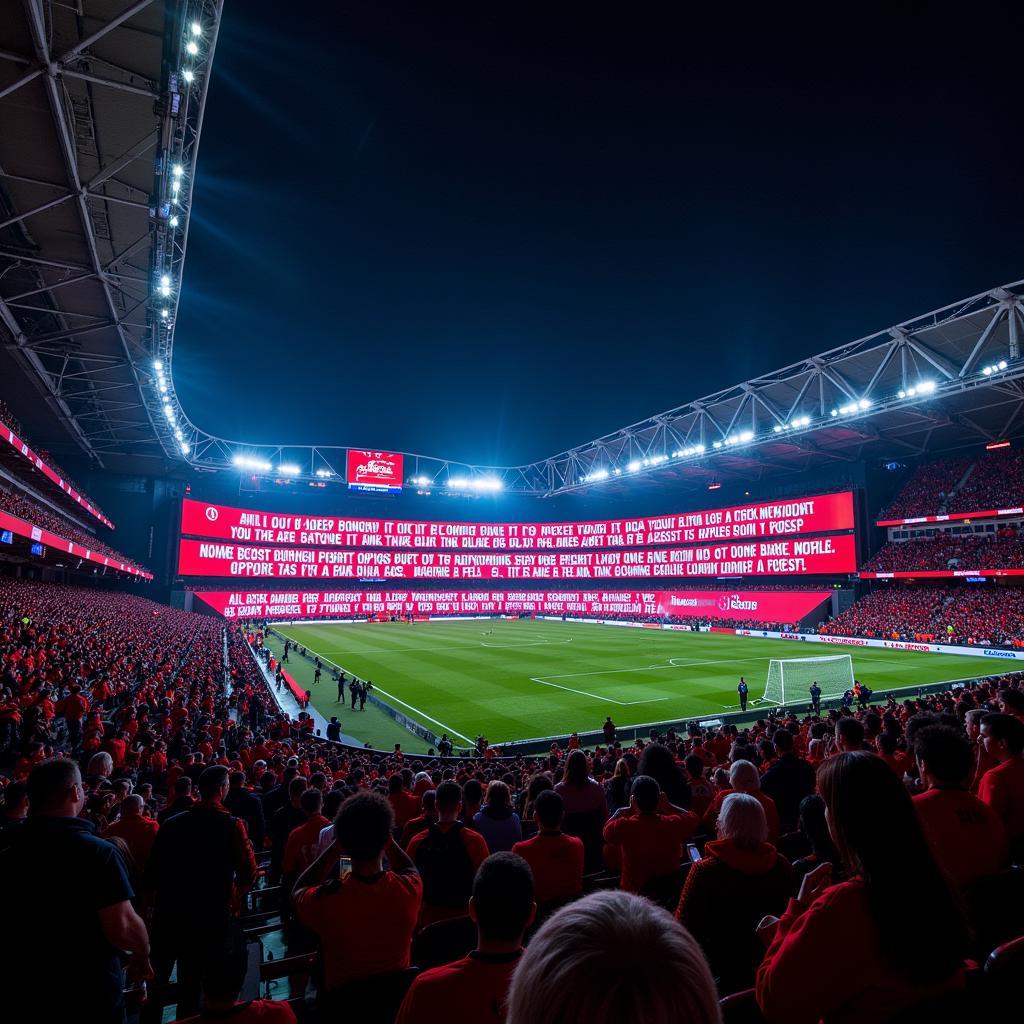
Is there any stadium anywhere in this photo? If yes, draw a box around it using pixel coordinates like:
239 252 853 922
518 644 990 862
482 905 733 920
0 4 1022 1024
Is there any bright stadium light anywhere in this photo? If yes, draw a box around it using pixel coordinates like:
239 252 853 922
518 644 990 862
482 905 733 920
613 467 621 475
172 164 184 178
186 40 199 56
858 398 871 409
713 441 723 449
159 383 167 393
180 442 190 454
153 359 163 370
627 460 641 472
190 21 203 36
447 477 468 490
169 215 179 227
916 381 935 394
182 68 195 83
315 469 333 479
773 424 783 433
472 477 503 491
277 464 302 476
740 430 754 443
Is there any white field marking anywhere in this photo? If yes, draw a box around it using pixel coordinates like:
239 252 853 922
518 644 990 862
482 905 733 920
307 651 475 745
539 654 773 683
481 632 574 649
527 675 670 706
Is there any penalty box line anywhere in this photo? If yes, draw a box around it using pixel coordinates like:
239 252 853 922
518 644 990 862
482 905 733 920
528 676 670 706
304 651 475 746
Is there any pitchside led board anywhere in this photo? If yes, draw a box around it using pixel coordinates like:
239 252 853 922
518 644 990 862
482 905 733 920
178 491 856 581
346 450 404 494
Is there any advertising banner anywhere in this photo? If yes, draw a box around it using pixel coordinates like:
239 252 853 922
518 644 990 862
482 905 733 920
180 490 855 549
193 588 832 621
179 533 856 580
346 450 403 493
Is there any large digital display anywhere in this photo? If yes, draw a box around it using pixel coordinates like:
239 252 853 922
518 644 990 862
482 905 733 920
180 491 855 549
346 450 404 493
178 533 856 579
194 588 833 622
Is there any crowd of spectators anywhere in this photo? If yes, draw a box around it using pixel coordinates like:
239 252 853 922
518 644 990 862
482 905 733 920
0 396 109 520
862 527 1024 574
0 487 146 573
0 577 1021 1023
948 448 1024 513
878 457 972 521
820 584 1024 645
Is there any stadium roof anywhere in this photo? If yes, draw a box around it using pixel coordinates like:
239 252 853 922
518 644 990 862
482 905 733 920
1 6 1022 496
0 0 220 473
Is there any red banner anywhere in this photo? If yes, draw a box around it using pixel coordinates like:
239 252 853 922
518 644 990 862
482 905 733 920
876 507 1024 527
180 491 854 549
346 450 403 493
178 533 856 580
0 509 151 579
0 417 113 528
194 588 832 621
859 569 1024 579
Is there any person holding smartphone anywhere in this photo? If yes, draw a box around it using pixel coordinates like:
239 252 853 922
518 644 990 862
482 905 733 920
292 791 422 999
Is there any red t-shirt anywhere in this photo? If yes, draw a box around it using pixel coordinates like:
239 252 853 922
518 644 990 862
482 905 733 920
511 831 584 905
913 787 1007 889
172 998 296 1023
295 870 422 992
103 814 160 870
602 811 698 892
281 814 330 875
395 951 522 1024
977 756 1024 845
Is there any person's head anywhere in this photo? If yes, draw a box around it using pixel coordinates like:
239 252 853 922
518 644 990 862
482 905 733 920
198 765 231 802
463 778 483 810
981 713 1024 762
712 767 730 791
484 780 511 811
198 936 250 1009
27 759 84 818
87 751 113 779
300 788 323 817
716 792 768 849
629 775 661 815
505 890 720 1024
534 789 564 831
388 774 404 795
288 776 306 803
562 749 590 786
435 780 463 820
334 791 394 863
874 732 898 758
998 689 1024 718
173 776 193 798
728 759 760 793
914 726 972 788
772 729 794 756
229 771 246 789
2 781 29 819
817 752 965 982
797 794 835 857
470 852 536 946
637 743 686 794
834 717 864 752
120 794 145 818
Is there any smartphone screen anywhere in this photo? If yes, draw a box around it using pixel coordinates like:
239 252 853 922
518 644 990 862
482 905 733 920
338 856 352 879
687 843 702 864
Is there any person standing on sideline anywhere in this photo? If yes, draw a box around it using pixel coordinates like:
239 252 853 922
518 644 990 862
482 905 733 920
809 681 821 715
359 683 367 711
738 678 749 712
314 666 322 686
349 679 358 709
603 717 616 744
337 672 346 704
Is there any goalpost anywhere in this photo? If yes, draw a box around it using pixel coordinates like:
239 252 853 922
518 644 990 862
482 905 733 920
760 654 854 706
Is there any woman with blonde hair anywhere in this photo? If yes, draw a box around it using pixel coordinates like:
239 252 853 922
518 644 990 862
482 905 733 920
506 889 720 1024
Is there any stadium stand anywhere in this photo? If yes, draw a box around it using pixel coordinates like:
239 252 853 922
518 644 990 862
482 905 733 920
819 585 1024 645
0 577 1021 1023
862 529 1024 574
0 487 147 574
948 449 1024 514
878 457 973 521
0 397 109 522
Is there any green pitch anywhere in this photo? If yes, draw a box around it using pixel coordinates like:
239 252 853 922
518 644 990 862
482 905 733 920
274 619 994 747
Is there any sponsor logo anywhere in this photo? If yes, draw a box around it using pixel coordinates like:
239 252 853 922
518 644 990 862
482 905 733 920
883 641 932 653
717 594 758 612
780 632 801 640
355 457 396 479
983 649 1017 659
205 506 219 522
819 635 870 646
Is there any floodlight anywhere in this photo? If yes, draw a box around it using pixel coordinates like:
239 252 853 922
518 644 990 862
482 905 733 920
740 430 754 442
169 216 179 227
613 468 621 475
917 381 935 395
713 441 722 449
153 360 163 370
830 409 837 417
999 360 1008 370
160 274 171 287
186 41 199 56
190 21 202 36
182 69 195 83
315 469 333 479
181 442 190 454
984 366 993 376
172 164 184 178
858 398 871 410
627 460 641 472
773 424 782 433
277 464 301 476
898 390 906 398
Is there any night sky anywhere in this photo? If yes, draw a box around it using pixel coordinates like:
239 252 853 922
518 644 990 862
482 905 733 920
173 4 1024 466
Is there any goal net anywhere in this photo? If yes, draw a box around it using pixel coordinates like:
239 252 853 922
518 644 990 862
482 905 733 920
761 654 854 706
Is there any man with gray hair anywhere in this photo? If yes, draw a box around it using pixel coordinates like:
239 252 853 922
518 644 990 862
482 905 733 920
104 792 160 870
701 760 780 840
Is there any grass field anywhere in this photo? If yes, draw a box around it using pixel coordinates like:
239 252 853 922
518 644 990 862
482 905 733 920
272 619 995 748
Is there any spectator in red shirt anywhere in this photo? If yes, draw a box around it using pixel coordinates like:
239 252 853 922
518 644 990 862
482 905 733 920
677 792 794 993
293 791 422 999
511 790 584 906
103 794 160 871
388 772 421 827
602 775 697 893
400 789 438 848
397 852 536 1024
756 752 967 1024
505 889 720 1024
977 712 1024 856
701 760 780 841
912 725 1007 889
408 780 489 926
